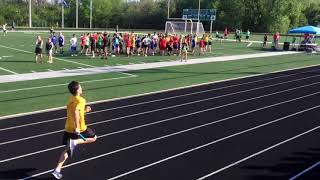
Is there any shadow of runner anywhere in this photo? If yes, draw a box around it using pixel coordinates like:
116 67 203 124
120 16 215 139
0 168 55 180
0 168 37 179
241 148 320 180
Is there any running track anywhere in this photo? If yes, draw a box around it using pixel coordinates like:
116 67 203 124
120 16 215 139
1 65 320 180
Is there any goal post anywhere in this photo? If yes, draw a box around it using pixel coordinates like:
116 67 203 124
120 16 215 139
165 19 205 35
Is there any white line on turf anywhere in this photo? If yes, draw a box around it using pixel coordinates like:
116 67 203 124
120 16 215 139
0 75 137 94
2 63 320 120
0 45 31 53
289 161 320 180
117 71 136 76
20 104 320 180
1 71 319 131
0 67 18 74
0 44 96 68
196 124 320 180
30 71 36 73
2 81 320 164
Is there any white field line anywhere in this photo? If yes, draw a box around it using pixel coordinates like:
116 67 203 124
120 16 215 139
0 67 18 75
0 44 135 78
0 45 31 53
0 44 96 68
1 70 319 131
2 82 320 164
21 104 320 180
1 62 320 120
196 125 320 180
0 74 137 94
117 71 136 76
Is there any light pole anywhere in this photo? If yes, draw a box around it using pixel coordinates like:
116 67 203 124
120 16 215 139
197 0 201 34
29 0 32 28
167 0 170 19
62 3 64 28
76 0 79 29
198 0 201 22
90 0 92 29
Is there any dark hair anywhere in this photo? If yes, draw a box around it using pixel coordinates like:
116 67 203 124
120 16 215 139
68 81 80 95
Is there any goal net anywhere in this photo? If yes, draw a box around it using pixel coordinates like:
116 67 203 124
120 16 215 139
165 21 205 35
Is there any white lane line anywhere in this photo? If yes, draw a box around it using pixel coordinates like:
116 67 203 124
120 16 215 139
3 85 320 164
0 75 137 94
21 104 320 180
0 67 18 74
0 44 96 68
289 161 320 180
3 62 320 120
1 73 319 133
0 145 64 164
108 106 320 180
197 125 320 180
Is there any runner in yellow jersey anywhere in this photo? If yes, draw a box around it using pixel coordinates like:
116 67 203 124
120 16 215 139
52 81 97 179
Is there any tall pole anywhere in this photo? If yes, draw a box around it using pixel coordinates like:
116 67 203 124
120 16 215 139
90 0 92 29
198 0 201 22
29 0 32 28
167 0 170 19
62 3 64 28
197 0 201 34
76 0 79 29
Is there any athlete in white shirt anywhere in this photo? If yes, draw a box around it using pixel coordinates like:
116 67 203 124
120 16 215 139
70 34 77 56
3 24 7 36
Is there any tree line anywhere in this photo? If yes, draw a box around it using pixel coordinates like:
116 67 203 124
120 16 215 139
0 0 319 33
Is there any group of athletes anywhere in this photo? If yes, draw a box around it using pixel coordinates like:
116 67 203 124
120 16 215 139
33 31 215 63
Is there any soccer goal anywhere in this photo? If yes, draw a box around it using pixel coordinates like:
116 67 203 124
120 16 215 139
165 20 205 35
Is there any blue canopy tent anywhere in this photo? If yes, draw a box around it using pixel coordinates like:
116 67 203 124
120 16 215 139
288 26 320 34
288 26 320 52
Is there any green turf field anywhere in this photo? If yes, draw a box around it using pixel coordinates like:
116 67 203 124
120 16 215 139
0 31 274 75
0 31 318 117
0 49 319 117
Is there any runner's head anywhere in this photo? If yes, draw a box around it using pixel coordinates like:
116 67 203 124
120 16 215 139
68 81 82 96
